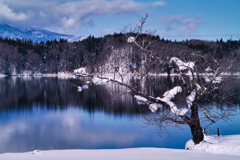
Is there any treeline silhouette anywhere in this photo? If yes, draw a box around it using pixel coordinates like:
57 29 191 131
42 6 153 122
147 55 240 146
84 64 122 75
0 33 239 75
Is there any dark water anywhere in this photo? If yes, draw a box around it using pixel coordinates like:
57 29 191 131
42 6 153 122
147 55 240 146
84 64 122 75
0 77 239 153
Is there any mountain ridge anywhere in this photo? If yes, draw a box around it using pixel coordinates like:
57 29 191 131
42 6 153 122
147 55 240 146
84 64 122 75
0 24 84 42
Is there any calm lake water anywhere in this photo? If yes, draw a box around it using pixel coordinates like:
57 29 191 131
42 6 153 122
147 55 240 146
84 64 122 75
0 77 239 153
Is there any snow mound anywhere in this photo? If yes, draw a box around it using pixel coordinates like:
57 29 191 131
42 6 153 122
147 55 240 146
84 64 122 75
185 134 240 156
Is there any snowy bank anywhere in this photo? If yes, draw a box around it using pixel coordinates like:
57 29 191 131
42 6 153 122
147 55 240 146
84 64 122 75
73 67 87 75
186 134 240 156
0 148 239 160
0 73 76 79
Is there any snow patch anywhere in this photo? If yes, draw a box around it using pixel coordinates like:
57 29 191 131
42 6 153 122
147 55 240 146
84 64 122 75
74 67 87 75
68 36 86 42
92 77 109 85
77 86 82 92
129 63 137 69
205 66 212 72
187 70 193 80
196 83 201 90
127 37 135 43
57 72 74 79
82 83 89 89
205 76 222 84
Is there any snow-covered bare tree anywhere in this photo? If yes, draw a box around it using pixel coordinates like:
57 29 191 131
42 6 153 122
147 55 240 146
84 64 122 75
76 14 240 145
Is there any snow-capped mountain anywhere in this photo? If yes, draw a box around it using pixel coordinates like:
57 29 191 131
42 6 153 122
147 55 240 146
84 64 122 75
67 36 86 42
0 24 84 43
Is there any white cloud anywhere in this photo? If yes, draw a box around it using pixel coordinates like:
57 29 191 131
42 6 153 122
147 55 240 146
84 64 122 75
178 22 197 34
160 15 202 35
39 11 46 18
0 1 27 21
152 1 166 7
0 0 167 36
62 17 76 28
55 0 145 28
0 0 147 31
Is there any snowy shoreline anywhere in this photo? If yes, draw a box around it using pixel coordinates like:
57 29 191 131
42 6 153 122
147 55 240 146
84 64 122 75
1 70 240 79
0 135 239 160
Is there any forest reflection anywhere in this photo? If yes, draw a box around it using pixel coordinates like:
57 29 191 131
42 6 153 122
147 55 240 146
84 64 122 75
0 76 239 114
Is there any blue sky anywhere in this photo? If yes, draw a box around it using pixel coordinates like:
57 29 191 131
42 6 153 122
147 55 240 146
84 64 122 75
0 0 239 41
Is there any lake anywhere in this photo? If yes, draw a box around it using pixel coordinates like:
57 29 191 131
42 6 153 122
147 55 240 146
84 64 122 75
0 77 239 153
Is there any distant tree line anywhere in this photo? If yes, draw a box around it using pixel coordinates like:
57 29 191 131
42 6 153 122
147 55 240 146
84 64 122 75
0 34 239 75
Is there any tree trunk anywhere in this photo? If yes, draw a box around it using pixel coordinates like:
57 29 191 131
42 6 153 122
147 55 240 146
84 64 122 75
190 105 204 144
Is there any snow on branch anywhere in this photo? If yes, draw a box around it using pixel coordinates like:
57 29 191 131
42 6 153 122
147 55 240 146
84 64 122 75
161 86 182 101
127 37 135 43
166 100 188 116
186 89 196 108
77 82 89 92
78 86 82 92
82 83 89 89
134 86 189 115
78 75 190 115
205 76 222 84
158 86 188 116
134 95 149 105
205 66 212 72
134 95 163 112
148 103 163 112
170 57 195 71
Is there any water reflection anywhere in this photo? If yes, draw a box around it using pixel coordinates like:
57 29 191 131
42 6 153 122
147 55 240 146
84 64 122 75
0 77 142 115
0 105 193 153
0 77 239 153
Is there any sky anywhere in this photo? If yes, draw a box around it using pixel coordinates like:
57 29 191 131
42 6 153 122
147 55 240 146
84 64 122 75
0 0 240 41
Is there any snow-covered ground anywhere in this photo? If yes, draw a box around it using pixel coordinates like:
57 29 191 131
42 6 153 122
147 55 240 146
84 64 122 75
0 135 239 160
186 134 240 156
0 148 238 160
